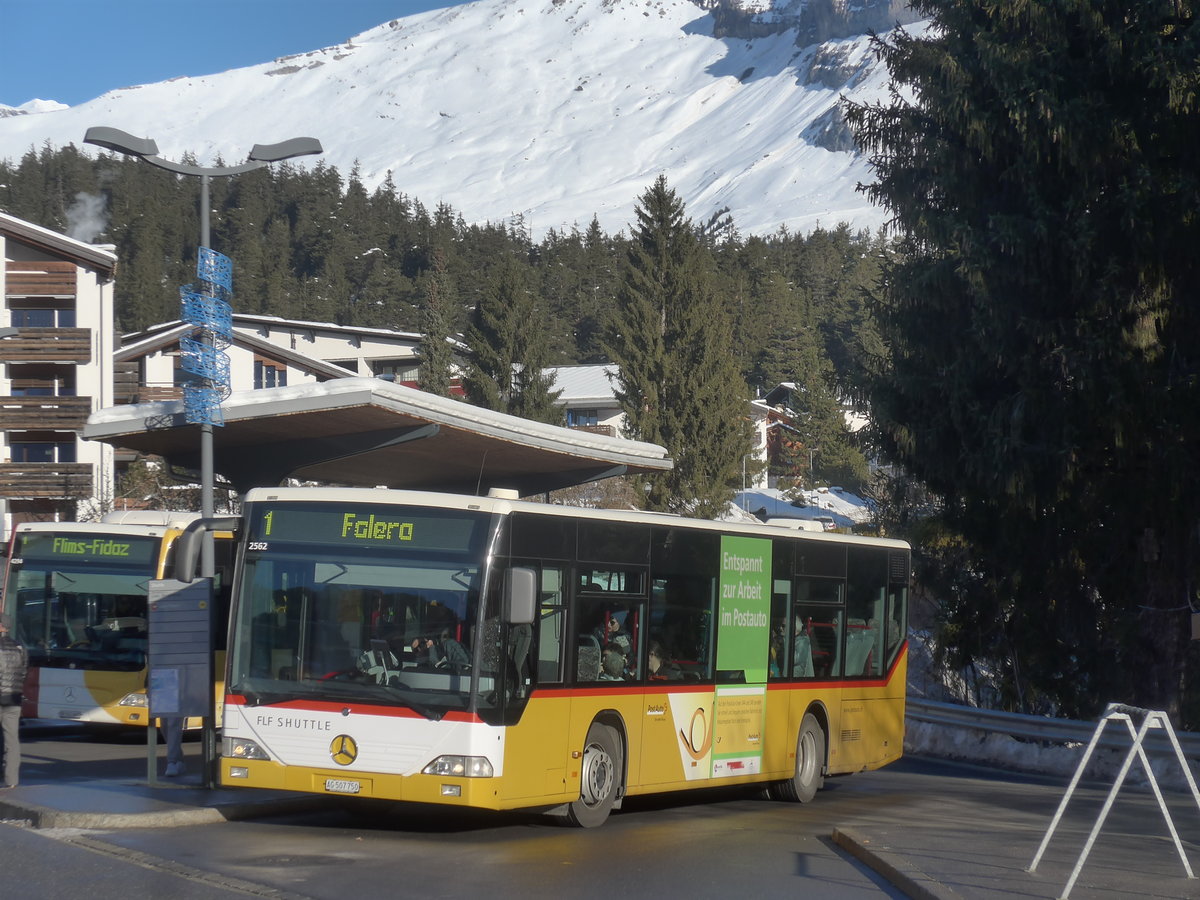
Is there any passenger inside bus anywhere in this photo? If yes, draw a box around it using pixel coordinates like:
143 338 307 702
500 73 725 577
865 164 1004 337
593 610 632 657
769 619 786 677
410 629 470 671
599 647 628 681
647 641 681 680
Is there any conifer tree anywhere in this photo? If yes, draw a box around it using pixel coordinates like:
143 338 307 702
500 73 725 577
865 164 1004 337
607 176 752 517
462 255 563 423
845 0 1200 718
417 248 457 397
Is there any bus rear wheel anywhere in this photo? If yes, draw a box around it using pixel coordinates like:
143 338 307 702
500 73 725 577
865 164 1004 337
566 722 621 827
772 713 825 803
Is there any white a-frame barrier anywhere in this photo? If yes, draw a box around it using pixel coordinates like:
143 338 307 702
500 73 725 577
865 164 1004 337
1028 703 1200 899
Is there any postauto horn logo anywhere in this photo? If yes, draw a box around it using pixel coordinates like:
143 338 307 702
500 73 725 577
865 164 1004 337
330 734 358 766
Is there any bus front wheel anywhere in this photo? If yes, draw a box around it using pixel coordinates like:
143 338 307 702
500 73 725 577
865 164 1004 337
566 722 621 827
773 713 825 803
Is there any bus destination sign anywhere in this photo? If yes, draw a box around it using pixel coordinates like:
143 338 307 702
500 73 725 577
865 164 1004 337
16 532 160 567
250 504 487 554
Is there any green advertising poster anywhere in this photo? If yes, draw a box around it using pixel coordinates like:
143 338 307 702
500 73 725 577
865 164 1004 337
716 535 772 684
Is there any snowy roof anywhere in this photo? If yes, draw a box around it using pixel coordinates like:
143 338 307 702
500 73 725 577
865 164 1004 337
84 376 671 496
545 364 618 405
0 211 117 273
122 313 456 349
115 323 359 381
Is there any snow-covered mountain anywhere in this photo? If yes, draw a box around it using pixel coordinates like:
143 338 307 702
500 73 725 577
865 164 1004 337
0 0 919 239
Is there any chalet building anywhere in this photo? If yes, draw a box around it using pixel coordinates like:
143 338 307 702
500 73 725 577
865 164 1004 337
544 364 623 437
0 213 117 526
750 383 870 490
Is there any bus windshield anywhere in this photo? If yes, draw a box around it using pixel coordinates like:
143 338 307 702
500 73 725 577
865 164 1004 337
228 502 495 719
8 531 161 671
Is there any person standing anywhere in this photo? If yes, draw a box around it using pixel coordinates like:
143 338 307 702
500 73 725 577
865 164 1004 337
0 619 28 788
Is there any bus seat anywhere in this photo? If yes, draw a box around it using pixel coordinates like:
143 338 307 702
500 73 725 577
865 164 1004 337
577 635 601 681
844 620 875 675
358 640 400 684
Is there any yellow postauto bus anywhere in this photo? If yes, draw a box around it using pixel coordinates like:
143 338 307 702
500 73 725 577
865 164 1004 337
3 510 233 727
204 486 909 826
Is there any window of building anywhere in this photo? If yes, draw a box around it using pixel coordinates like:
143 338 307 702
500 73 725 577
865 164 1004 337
9 307 76 327
254 358 288 390
8 365 76 397
370 359 419 383
567 408 599 427
10 435 77 463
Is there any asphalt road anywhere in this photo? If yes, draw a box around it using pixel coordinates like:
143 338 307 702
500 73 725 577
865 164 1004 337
6 722 1200 900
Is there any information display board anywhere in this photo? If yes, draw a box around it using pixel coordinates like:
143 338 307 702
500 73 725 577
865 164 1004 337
147 578 213 718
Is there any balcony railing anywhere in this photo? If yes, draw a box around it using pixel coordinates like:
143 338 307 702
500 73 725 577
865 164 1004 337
0 328 91 363
5 260 77 296
130 386 184 404
0 462 92 499
569 423 616 437
0 396 92 430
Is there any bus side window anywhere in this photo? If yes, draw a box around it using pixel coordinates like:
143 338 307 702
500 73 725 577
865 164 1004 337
648 577 713 682
537 567 565 684
577 599 639 681
770 580 790 680
883 550 909 669
793 608 843 678
794 576 844 678
847 548 888 678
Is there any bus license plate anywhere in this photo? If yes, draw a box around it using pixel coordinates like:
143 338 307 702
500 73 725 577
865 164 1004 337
325 778 361 795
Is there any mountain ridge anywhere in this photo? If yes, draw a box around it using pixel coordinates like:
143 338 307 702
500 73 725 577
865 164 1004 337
0 0 918 239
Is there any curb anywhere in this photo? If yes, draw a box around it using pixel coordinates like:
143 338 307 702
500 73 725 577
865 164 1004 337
0 791 328 830
832 826 965 900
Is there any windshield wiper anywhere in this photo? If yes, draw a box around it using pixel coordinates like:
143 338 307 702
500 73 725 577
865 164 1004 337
307 678 451 721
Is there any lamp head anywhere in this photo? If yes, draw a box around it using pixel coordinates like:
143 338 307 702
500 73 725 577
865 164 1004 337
83 126 159 158
248 137 324 163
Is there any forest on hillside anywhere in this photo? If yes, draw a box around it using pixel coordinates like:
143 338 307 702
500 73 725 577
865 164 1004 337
0 144 885 491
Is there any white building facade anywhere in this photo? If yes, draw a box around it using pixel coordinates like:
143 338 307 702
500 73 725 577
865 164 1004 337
118 315 463 400
0 213 117 527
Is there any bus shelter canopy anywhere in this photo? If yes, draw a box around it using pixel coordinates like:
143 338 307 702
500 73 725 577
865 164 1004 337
84 377 672 496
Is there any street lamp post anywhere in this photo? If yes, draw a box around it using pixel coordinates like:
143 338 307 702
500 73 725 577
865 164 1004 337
82 127 322 576
84 127 321 789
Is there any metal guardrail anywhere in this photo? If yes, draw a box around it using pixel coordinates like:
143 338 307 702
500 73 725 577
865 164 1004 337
906 697 1200 759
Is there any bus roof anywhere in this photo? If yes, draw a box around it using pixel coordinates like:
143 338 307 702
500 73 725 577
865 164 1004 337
100 510 201 528
11 520 181 538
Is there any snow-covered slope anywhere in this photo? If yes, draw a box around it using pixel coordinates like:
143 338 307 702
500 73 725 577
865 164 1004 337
0 0 906 239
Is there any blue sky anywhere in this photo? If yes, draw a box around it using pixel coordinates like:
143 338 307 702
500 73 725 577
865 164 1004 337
1 0 469 108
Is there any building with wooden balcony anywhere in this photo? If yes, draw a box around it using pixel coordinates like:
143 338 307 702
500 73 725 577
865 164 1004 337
544 364 624 439
0 213 117 526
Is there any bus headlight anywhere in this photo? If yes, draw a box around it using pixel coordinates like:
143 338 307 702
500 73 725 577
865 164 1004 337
118 693 148 708
222 737 271 761
421 755 493 778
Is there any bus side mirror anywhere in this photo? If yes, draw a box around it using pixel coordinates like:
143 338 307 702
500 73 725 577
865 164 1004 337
174 516 240 583
503 567 536 625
